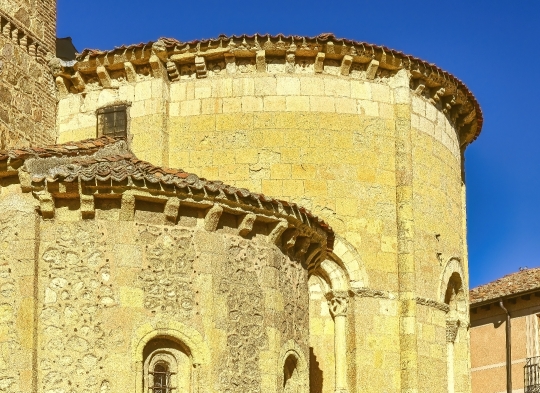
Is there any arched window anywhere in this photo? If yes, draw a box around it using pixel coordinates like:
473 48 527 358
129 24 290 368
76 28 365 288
283 354 299 393
152 363 171 393
143 337 192 393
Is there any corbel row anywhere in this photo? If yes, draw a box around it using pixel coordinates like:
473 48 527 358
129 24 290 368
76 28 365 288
52 36 478 142
33 186 328 264
0 13 48 62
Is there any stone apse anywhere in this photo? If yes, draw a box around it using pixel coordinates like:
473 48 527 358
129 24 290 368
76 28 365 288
0 28 483 393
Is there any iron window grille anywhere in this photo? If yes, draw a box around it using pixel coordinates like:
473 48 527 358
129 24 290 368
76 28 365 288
97 105 127 138
525 356 540 393
150 363 176 393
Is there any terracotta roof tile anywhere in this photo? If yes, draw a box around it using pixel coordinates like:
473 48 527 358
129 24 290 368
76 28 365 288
7 137 334 246
469 267 540 305
0 136 119 161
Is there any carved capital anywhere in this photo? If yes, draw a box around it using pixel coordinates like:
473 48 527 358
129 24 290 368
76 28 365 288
326 291 349 318
446 319 460 343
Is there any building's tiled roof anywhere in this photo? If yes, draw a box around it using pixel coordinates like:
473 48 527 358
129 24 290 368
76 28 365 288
75 33 482 145
5 137 334 245
469 267 540 305
0 136 119 161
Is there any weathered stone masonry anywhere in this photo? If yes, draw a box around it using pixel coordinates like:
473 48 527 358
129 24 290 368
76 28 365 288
0 1 56 149
0 137 333 393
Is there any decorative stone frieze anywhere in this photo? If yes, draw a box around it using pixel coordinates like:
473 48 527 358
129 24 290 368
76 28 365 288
352 287 394 299
416 296 451 313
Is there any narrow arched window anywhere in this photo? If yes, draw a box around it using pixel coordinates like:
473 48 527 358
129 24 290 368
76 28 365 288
284 354 299 393
152 363 171 393
143 337 192 393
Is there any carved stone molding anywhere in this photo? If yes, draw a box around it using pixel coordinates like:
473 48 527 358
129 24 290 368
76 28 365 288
351 288 394 300
415 296 451 313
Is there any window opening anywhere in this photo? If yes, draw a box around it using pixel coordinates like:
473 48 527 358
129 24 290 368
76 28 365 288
151 363 172 393
284 354 299 393
97 105 127 138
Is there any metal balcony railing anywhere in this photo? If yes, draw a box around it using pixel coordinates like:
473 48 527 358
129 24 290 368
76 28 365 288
525 356 540 393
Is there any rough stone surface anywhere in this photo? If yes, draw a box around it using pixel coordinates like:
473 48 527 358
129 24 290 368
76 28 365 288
0 3 56 149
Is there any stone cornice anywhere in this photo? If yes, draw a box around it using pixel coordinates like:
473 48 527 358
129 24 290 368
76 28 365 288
415 296 451 313
53 33 482 147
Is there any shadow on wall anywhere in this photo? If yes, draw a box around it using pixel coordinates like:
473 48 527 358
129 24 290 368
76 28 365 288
310 347 323 393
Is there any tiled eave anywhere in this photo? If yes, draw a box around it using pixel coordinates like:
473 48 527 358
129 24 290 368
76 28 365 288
470 288 540 311
0 136 335 251
470 267 540 309
52 33 483 147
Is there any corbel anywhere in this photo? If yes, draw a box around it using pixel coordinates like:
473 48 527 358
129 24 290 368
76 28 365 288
195 56 207 79
281 229 298 250
124 62 138 83
294 236 311 258
314 52 325 73
10 28 18 44
120 193 135 221
414 79 426 95
34 191 54 219
70 71 86 92
340 55 353 76
224 53 236 74
429 86 445 105
149 55 167 79
238 213 256 236
18 169 32 193
204 204 223 232
1 22 10 38
81 194 95 219
256 50 266 72
28 43 37 57
166 61 180 82
267 219 288 245
326 41 335 55
366 59 379 80
285 52 295 73
96 66 112 88
164 197 180 223
55 76 69 98
151 40 169 62
19 35 27 49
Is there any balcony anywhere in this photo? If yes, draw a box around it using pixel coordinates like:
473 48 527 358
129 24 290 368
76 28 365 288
526 356 540 393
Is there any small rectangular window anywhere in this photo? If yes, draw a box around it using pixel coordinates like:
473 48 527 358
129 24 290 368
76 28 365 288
97 105 127 138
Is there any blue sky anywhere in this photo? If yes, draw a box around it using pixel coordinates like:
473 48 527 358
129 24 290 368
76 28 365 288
57 0 540 288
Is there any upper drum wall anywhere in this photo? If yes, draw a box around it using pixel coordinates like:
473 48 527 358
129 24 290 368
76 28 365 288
54 34 480 297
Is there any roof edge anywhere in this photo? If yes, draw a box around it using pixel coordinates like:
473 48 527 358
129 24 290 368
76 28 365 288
53 33 482 147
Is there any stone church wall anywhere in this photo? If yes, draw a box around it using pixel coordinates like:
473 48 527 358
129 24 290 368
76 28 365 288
34 212 310 392
51 34 482 393
0 184 37 393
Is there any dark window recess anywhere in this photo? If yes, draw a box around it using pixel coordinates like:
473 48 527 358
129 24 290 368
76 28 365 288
152 363 172 393
97 105 127 138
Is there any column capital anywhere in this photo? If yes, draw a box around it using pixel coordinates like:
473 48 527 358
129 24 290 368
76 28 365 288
446 319 460 343
326 291 350 318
